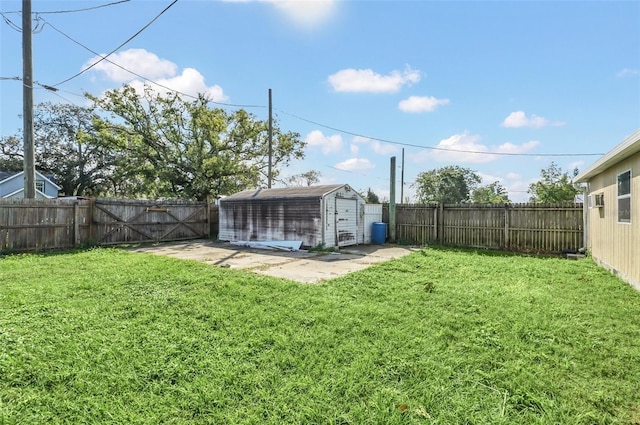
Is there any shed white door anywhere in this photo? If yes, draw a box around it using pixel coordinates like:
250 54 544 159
335 198 358 247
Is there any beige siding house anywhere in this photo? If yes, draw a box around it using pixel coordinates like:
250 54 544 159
574 129 640 290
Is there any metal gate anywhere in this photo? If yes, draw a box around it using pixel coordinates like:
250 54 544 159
335 197 358 247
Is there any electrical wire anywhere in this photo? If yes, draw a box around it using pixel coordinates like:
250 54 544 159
275 108 606 157
0 12 21 32
2 5 606 159
0 0 130 15
46 89 83 106
1 11 45 33
31 0 130 15
52 0 179 87
5 68 608 158
39 17 265 109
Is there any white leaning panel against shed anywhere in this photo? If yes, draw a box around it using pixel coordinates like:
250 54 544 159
218 184 366 248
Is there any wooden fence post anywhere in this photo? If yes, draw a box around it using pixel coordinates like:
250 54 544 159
504 203 510 250
206 197 212 238
438 203 444 243
433 205 438 242
89 198 95 243
74 201 80 247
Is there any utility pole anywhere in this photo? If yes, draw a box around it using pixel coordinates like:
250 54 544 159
267 88 273 188
400 148 405 204
22 0 36 198
389 156 396 243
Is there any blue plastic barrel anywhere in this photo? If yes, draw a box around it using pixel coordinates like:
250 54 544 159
371 222 387 245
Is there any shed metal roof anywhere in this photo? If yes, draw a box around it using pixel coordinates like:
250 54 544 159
574 129 640 183
221 184 352 201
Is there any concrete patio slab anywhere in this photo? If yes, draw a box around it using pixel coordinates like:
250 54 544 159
128 239 418 283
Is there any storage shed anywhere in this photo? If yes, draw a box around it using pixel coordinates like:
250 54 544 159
218 184 366 248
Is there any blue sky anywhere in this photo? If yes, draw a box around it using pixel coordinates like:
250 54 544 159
1 0 639 202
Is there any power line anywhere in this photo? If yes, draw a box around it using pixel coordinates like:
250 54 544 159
2 12 46 33
33 0 130 15
275 108 605 158
2 6 607 159
0 12 21 32
5 66 608 158
47 89 83 106
39 17 264 109
53 0 179 87
0 0 130 15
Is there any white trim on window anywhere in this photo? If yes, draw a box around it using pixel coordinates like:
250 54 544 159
617 169 631 224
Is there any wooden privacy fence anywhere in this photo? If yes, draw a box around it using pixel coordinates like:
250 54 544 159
0 198 216 253
383 203 584 254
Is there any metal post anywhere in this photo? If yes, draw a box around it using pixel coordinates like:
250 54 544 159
22 0 36 198
389 156 396 243
400 148 404 204
267 88 273 188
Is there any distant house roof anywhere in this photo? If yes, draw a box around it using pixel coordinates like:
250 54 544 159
0 170 61 189
0 171 17 181
574 129 640 183
222 184 355 201
3 187 54 199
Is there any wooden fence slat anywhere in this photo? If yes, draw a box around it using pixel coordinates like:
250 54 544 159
0 198 213 253
383 202 583 254
2 199 581 255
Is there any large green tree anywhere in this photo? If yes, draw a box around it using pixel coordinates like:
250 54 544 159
34 103 116 196
471 181 510 204
0 103 115 196
528 162 579 203
88 86 305 200
413 165 481 204
283 170 321 187
365 188 380 204
0 135 24 172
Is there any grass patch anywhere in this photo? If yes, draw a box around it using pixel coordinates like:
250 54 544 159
1 247 639 424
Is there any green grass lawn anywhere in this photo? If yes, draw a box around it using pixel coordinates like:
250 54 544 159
1 247 640 424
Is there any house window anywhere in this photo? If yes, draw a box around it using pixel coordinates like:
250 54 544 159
617 169 631 223
35 180 45 193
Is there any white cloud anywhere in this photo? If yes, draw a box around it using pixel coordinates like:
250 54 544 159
477 172 503 185
350 136 399 155
224 0 336 28
501 111 564 128
334 158 375 171
568 160 585 171
127 68 226 101
494 140 540 154
353 136 370 144
271 0 336 27
87 49 227 101
305 130 343 154
87 49 177 83
371 141 399 155
505 172 521 180
617 68 640 78
413 132 540 164
398 96 450 113
350 144 359 155
328 66 421 93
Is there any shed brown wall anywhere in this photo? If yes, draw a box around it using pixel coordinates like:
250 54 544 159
218 198 323 247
